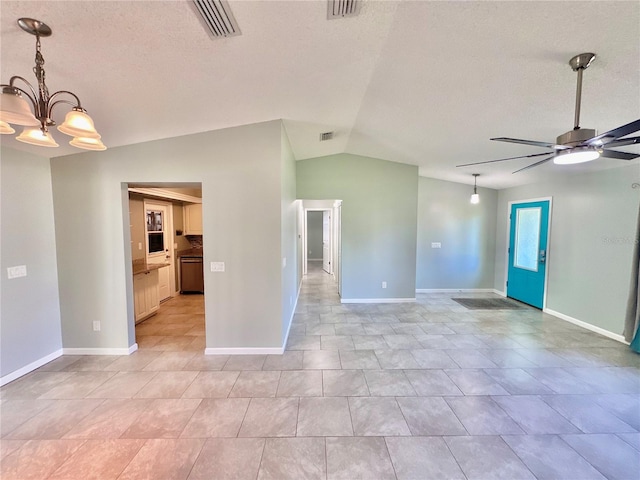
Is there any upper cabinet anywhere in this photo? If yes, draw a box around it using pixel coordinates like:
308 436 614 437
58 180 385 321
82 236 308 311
183 203 203 235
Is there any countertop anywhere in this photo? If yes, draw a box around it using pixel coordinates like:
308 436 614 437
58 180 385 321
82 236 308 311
132 260 170 275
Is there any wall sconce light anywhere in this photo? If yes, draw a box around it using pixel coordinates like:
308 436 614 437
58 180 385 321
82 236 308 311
470 174 480 204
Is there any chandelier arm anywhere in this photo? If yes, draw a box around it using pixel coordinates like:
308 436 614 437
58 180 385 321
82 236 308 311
47 90 83 109
7 76 39 106
47 98 79 117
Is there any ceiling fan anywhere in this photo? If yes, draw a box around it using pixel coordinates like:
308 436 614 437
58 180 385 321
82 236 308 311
457 53 640 174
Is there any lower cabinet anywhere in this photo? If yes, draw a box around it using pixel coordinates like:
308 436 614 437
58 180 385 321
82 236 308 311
134 269 159 323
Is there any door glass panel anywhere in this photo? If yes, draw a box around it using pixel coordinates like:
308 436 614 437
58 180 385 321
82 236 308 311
514 207 540 271
146 210 164 254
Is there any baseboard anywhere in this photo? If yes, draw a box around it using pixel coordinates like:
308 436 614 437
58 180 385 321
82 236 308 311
543 308 628 345
205 347 284 355
62 345 138 355
0 349 63 386
416 288 496 293
493 289 506 297
341 298 416 304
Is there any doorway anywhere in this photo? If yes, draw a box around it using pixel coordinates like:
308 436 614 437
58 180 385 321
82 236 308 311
126 183 205 351
301 200 342 295
507 198 551 309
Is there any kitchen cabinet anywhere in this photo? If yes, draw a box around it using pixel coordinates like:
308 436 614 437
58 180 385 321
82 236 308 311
183 203 203 235
133 269 159 323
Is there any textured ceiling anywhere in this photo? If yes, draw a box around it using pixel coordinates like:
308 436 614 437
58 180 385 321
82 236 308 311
1 1 638 188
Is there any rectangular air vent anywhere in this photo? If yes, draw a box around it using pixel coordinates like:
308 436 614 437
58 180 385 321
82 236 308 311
319 131 334 141
327 0 361 19
191 0 241 39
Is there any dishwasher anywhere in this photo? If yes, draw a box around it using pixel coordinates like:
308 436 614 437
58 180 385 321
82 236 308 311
180 256 204 293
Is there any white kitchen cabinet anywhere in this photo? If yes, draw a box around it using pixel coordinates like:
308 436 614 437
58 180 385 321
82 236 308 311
183 203 203 235
133 268 160 323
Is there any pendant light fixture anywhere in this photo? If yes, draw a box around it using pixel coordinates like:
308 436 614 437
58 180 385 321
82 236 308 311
470 174 480 204
0 18 106 150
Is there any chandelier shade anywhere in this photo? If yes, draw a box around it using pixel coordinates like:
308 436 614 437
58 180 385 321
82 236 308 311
1 18 106 150
0 89 40 126
58 108 101 139
0 120 16 134
70 136 107 151
16 126 59 147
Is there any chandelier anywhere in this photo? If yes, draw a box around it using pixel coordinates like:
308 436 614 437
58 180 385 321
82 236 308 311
0 18 106 150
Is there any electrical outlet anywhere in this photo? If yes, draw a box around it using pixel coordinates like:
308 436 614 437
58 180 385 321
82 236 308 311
211 262 225 272
431 242 442 249
7 265 27 279
92 321 101 331
382 281 387 289
138 242 142 250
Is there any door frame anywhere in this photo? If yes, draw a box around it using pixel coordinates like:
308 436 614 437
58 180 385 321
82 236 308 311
504 196 553 309
303 208 333 275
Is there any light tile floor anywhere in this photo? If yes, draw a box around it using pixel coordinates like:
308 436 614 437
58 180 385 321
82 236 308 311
1 263 639 479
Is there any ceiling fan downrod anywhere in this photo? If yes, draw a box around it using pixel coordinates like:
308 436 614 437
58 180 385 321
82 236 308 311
570 53 596 130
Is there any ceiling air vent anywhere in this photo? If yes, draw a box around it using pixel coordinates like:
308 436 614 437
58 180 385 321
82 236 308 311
191 0 241 39
327 0 361 19
320 131 334 141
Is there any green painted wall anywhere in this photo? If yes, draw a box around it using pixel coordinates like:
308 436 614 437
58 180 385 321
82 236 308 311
280 124 298 341
417 177 497 290
1 147 62 379
50 121 288 351
495 164 639 335
297 154 419 300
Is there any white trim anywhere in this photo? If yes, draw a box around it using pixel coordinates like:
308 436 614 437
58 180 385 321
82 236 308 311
505 197 553 309
62 346 137 355
544 308 628 345
416 288 496 293
205 347 284 355
128 187 202 204
308 258 322 262
0 349 63 386
281 282 301 352
341 298 416 304
493 289 506 297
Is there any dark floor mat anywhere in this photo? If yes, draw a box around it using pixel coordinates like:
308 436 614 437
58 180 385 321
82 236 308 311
452 297 527 310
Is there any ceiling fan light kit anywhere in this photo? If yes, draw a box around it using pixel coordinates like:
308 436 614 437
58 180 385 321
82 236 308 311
0 18 106 150
554 147 600 165
457 52 640 174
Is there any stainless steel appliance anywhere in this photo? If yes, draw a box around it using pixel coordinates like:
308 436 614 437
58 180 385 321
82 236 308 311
180 256 204 293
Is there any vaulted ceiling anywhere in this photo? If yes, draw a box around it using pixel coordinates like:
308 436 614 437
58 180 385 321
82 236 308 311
1 1 638 188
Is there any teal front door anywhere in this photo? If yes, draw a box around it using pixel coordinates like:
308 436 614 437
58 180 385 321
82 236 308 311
507 200 550 309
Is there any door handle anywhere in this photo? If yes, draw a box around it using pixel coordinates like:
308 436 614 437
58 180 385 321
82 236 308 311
539 249 546 263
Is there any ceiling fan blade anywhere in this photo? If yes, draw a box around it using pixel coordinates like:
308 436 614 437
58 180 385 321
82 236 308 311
512 156 555 174
600 149 640 160
456 152 551 168
603 136 640 148
491 137 559 149
586 118 640 145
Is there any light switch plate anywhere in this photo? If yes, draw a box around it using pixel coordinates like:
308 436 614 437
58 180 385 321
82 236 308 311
282 257 287 268
92 321 101 331
211 261 225 272
7 265 27 279
431 242 442 249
